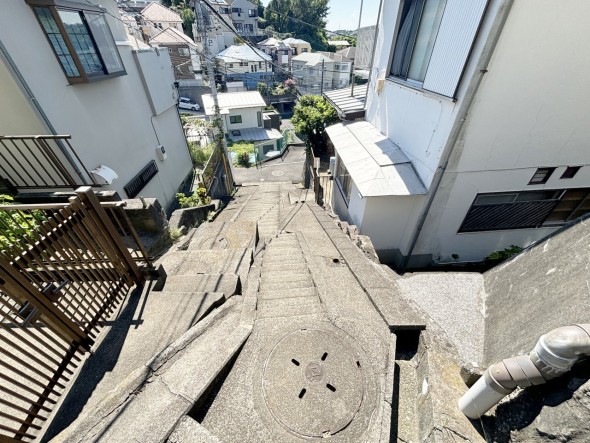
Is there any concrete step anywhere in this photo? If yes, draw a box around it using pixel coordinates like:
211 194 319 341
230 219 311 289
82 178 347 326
260 261 309 274
263 247 302 257
162 274 241 295
187 221 256 250
258 286 317 301
259 274 314 292
268 239 299 248
160 249 252 276
152 291 226 325
257 296 323 319
259 269 310 281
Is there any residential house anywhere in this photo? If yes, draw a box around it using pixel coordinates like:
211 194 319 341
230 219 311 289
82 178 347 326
0 0 192 210
150 27 203 86
193 0 237 56
283 37 311 56
292 52 351 94
201 91 284 157
325 0 590 269
318 51 352 89
139 2 183 39
225 0 260 37
216 44 272 89
257 37 292 71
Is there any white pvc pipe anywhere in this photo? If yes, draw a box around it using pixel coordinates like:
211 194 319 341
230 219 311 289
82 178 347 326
458 374 507 419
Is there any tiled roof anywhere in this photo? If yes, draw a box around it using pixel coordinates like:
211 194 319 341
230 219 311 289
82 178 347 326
141 2 182 22
216 45 271 62
202 91 266 115
326 121 426 197
150 27 197 47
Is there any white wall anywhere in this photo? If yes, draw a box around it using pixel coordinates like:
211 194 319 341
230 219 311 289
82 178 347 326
0 0 191 209
413 0 590 263
223 107 263 130
365 0 500 188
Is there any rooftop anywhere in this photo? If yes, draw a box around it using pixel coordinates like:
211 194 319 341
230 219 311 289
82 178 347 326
292 52 333 66
323 84 367 120
328 40 351 46
283 37 310 45
201 91 266 115
150 27 197 47
140 2 182 22
216 45 271 63
326 120 426 197
228 127 283 142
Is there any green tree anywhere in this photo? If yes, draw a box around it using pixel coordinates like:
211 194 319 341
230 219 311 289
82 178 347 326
180 7 195 39
264 0 329 50
291 95 338 156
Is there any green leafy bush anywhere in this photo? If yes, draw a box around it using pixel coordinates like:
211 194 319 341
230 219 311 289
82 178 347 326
230 142 255 167
486 245 523 263
0 194 44 247
189 143 214 168
176 188 211 208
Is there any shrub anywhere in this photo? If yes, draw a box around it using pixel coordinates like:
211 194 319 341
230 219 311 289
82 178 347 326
230 142 255 167
486 245 523 263
189 143 214 168
176 187 211 208
0 194 44 247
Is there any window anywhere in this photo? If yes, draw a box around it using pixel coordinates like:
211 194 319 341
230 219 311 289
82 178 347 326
228 63 234 68
248 9 257 17
178 47 190 56
251 64 257 72
230 115 242 124
30 1 125 84
220 7 230 14
258 61 262 68
245 24 254 33
390 0 487 97
308 67 315 76
235 22 243 32
301 48 308 53
239 61 246 67
391 0 447 84
335 64 340 70
335 156 352 203
544 189 590 224
257 111 262 127
561 166 582 179
529 167 556 185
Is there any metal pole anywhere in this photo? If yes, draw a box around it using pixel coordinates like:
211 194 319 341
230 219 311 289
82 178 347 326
196 1 234 196
351 0 364 97
320 59 325 94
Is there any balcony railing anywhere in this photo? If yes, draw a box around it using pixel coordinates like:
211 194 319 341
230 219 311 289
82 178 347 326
0 135 100 193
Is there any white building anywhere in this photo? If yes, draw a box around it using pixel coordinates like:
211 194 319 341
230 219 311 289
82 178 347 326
283 38 311 56
193 0 237 56
257 38 292 71
201 91 284 156
139 2 183 39
225 0 260 37
292 52 351 94
325 0 590 269
216 45 272 89
0 0 192 210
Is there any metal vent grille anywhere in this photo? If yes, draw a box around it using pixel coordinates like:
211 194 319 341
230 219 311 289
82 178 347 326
459 201 559 232
124 160 158 198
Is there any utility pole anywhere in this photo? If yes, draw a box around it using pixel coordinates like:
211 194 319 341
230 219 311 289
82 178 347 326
320 59 325 94
351 0 364 97
196 1 234 196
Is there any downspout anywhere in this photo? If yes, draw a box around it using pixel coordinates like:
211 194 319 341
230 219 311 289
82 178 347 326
0 39 80 176
459 324 590 419
399 0 514 273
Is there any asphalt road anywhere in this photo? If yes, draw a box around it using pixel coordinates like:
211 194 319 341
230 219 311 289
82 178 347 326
232 145 306 185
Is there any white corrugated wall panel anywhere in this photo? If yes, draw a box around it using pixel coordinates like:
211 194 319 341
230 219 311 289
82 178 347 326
423 0 488 97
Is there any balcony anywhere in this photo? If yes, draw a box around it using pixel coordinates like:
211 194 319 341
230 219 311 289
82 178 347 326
0 135 101 194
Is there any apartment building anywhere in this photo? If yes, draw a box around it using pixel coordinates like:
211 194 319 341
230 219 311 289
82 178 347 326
292 52 351 94
216 44 272 89
225 0 260 37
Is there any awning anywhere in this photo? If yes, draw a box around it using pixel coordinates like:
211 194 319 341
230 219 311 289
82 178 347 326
229 127 283 142
325 121 427 197
323 85 367 120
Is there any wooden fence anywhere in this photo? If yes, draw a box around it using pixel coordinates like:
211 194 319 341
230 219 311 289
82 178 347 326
0 187 148 441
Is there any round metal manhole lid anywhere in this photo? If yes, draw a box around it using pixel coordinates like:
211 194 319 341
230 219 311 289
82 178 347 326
271 170 285 177
262 329 365 438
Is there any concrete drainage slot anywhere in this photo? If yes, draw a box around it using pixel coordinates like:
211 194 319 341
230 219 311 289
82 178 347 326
262 329 366 438
391 330 421 442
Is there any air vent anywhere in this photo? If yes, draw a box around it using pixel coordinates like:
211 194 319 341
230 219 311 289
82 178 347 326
124 160 158 198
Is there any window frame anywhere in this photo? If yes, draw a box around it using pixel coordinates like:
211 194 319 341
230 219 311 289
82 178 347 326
28 0 126 84
230 115 242 124
335 155 352 205
561 166 582 179
529 167 556 185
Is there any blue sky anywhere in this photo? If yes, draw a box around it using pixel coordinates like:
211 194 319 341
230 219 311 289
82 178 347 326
260 0 381 32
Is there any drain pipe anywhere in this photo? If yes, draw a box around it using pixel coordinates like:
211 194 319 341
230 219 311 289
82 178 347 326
459 324 590 419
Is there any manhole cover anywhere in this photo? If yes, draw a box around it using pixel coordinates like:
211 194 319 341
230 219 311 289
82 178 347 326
262 329 365 438
271 170 284 177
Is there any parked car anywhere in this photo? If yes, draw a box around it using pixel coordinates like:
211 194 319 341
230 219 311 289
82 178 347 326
178 97 200 111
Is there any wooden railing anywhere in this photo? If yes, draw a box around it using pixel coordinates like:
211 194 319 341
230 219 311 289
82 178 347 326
0 188 148 441
0 135 99 192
